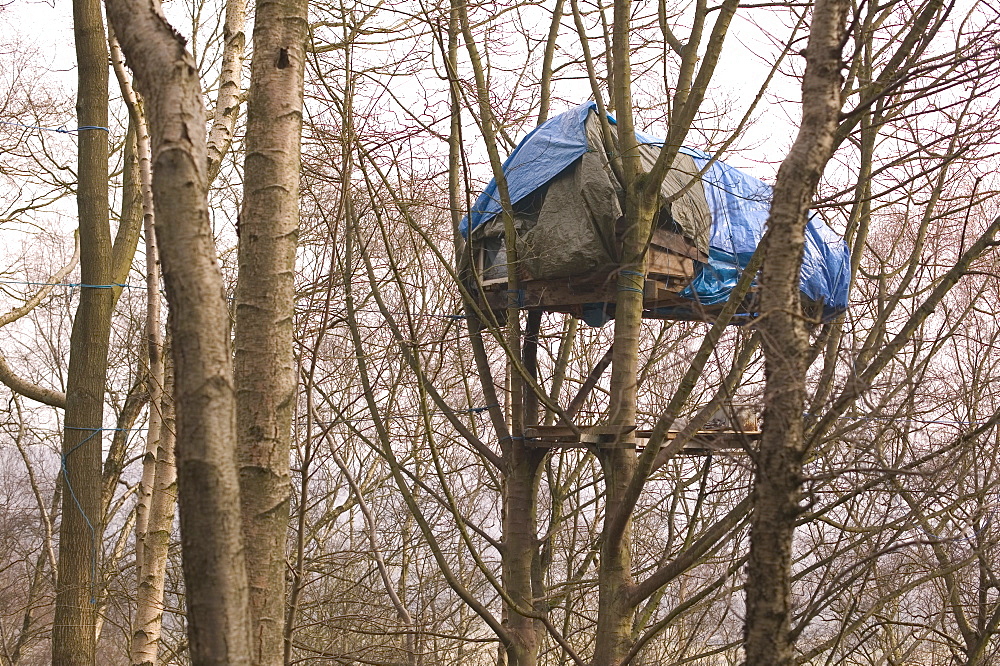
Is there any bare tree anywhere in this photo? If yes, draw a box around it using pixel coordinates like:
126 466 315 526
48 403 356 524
234 0 308 662
103 0 253 662
2 0 1000 663
743 0 850 662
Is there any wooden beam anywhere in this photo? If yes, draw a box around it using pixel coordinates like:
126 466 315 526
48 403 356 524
646 247 696 280
649 228 709 263
523 424 759 453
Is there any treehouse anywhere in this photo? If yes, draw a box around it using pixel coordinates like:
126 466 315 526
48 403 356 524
460 102 851 326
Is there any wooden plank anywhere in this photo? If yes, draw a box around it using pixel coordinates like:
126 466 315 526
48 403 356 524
526 441 750 454
524 424 637 441
524 425 636 436
477 266 765 321
586 425 638 435
643 280 689 306
524 425 576 438
646 249 695 280
649 228 709 263
482 276 693 312
524 440 592 450
480 277 510 288
483 278 617 309
612 222 708 260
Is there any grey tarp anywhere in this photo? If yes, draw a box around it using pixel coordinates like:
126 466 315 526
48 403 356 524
470 110 711 281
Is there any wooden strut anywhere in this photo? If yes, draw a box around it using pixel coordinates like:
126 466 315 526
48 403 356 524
522 424 759 455
474 229 762 455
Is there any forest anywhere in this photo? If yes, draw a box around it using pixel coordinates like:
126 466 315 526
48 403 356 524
1 0 1000 663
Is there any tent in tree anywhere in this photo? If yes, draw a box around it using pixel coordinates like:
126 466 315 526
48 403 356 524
460 101 850 326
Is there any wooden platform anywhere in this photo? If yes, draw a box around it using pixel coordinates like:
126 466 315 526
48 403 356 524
479 272 695 314
473 228 735 321
523 424 759 454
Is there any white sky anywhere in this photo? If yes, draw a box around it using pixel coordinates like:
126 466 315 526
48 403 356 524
0 0 804 174
1 1 75 84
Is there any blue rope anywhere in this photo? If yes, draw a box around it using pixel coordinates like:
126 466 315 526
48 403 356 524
60 427 101 603
457 404 499 414
618 269 645 294
0 279 143 289
0 121 110 134
58 426 148 603
504 289 524 308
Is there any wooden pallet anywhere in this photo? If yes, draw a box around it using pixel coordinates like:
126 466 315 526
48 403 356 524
473 228 730 320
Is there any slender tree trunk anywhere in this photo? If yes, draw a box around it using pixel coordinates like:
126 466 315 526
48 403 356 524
502 445 545 666
205 0 247 182
743 1 849 664
110 28 178 665
52 0 111 661
109 27 160 584
130 367 176 666
453 2 546 662
499 312 545 666
591 0 660 660
104 2 254 663
234 0 307 662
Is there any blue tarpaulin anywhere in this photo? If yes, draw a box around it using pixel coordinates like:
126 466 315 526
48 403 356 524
678 148 851 318
464 102 851 318
461 102 663 237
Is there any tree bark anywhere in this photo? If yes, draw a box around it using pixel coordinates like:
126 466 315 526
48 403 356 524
743 1 850 664
234 0 307 663
454 3 547 663
130 366 177 666
502 444 545 666
591 0 658 661
52 0 111 661
109 30 178 665
205 0 247 182
103 1 254 663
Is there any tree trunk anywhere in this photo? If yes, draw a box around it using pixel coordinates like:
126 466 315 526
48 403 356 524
103 2 254 663
234 0 307 663
109 32 178 664
52 0 111 661
503 444 545 666
130 366 176 666
743 1 849 664
591 2 660 660
205 0 247 182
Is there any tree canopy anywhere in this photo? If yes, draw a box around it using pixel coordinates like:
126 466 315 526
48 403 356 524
1 0 1000 664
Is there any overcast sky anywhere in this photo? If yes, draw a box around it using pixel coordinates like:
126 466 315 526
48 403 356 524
0 0 805 180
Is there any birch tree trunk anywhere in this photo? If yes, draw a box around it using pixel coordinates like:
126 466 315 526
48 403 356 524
125 76 173 663
109 17 160 586
52 0 111 661
131 366 177 666
205 0 247 182
103 1 253 663
234 0 307 662
744 1 850 663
